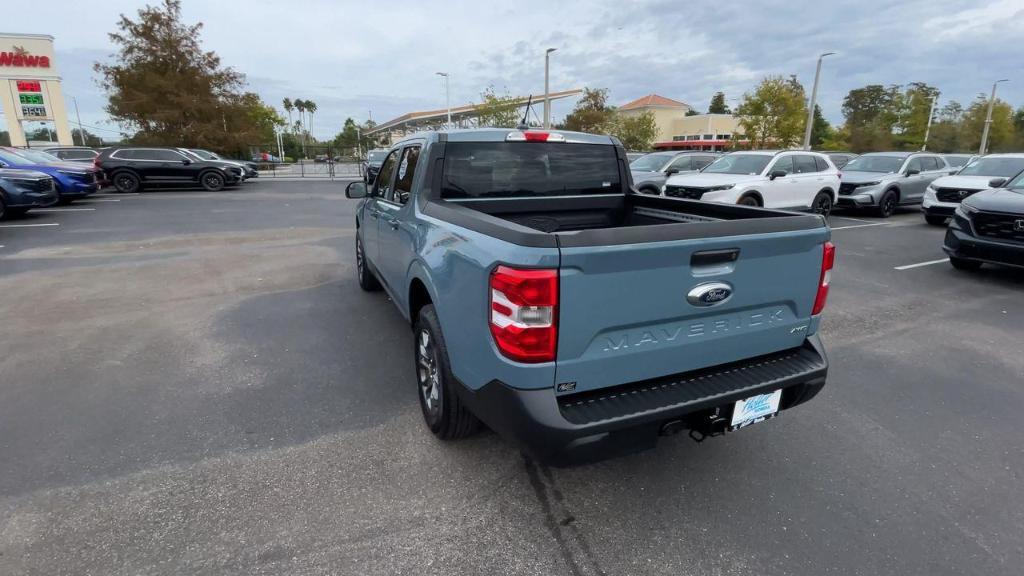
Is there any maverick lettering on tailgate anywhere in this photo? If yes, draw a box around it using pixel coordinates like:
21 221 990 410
602 309 786 352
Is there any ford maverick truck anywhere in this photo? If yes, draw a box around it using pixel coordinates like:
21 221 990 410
345 128 833 464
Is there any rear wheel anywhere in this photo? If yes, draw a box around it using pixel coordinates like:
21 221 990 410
812 191 833 217
414 304 479 440
925 214 948 226
877 190 898 218
950 256 982 271
5 207 28 219
113 171 141 194
0 195 6 220
200 171 225 191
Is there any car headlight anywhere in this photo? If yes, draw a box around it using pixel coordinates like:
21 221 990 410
705 184 735 192
856 181 881 187
57 169 89 177
956 203 978 218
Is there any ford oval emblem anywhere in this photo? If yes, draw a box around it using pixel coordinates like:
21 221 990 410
687 281 733 307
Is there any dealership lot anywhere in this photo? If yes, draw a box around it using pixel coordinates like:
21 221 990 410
1 181 1022 575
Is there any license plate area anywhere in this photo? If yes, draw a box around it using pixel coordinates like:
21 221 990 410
729 389 782 431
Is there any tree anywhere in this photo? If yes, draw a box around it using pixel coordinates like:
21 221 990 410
961 95 1015 153
95 0 258 151
476 86 521 128
305 100 317 146
612 110 658 151
735 75 807 149
282 98 294 130
685 109 701 116
72 128 105 147
708 92 730 114
562 88 616 134
809 104 832 148
926 101 965 152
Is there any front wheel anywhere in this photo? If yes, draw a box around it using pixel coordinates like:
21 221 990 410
737 195 760 207
812 192 833 217
414 304 479 440
925 214 948 226
950 256 982 271
200 171 225 191
877 190 898 218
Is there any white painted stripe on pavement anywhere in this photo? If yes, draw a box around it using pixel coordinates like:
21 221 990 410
894 258 949 271
0 222 59 228
32 208 97 212
830 215 873 224
830 223 889 231
83 198 121 202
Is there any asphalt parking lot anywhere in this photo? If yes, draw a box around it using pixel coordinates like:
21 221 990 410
1 181 1022 576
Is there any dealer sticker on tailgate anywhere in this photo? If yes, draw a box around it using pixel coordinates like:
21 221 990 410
730 390 782 430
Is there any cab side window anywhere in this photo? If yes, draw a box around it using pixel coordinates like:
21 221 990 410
666 156 691 171
392 145 421 205
374 150 400 199
693 156 716 170
907 158 924 173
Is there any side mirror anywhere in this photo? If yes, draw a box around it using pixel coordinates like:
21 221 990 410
769 170 787 180
988 177 1008 188
664 167 680 176
905 168 920 176
346 181 367 199
182 159 192 165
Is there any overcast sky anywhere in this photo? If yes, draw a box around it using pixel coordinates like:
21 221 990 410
3 0 1022 141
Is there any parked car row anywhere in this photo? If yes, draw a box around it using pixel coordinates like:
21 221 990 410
0 147 101 213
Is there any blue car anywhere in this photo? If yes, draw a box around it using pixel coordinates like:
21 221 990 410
0 168 58 218
0 147 101 204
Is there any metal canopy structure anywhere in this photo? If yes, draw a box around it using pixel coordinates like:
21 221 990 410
366 89 583 143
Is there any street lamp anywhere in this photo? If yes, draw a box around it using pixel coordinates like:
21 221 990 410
802 51 835 150
436 72 451 129
544 48 557 129
921 93 939 151
978 79 1009 155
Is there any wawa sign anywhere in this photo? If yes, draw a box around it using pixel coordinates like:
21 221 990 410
0 46 51 68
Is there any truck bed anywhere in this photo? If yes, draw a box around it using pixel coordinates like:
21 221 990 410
423 193 825 248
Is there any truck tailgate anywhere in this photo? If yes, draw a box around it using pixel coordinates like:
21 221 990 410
555 227 829 394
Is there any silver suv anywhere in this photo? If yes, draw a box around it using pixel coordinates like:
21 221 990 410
837 152 952 217
629 151 719 195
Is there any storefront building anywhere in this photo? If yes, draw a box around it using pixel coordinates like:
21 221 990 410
0 33 73 146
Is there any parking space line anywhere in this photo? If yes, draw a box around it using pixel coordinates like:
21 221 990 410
830 222 889 231
83 198 121 202
31 208 97 212
830 215 874 224
0 222 59 228
894 258 949 271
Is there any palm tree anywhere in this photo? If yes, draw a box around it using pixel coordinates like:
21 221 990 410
305 100 318 146
294 99 307 157
282 98 294 132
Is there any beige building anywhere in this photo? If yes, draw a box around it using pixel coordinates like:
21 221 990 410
0 33 73 147
655 113 744 152
617 94 692 143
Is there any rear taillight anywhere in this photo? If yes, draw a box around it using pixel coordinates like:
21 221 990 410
505 131 566 142
812 242 835 315
489 266 558 363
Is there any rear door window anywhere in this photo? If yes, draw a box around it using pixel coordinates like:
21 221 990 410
793 155 819 174
442 142 621 199
814 156 831 171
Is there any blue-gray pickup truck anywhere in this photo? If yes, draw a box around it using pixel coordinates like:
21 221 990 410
344 128 833 464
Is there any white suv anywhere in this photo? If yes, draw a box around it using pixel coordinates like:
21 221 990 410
662 150 840 215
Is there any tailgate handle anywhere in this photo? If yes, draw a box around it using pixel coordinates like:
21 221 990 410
691 248 740 267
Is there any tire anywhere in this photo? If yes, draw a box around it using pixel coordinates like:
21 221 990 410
414 304 479 440
876 190 898 218
925 214 948 226
812 191 833 217
639 185 661 196
113 171 141 194
200 171 225 191
949 256 982 271
5 207 28 219
355 231 382 291
738 194 760 207
0 195 6 220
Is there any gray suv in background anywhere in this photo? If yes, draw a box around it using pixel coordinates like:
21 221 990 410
629 151 719 195
837 152 952 217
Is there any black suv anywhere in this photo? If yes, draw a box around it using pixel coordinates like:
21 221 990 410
943 171 1024 271
95 147 244 193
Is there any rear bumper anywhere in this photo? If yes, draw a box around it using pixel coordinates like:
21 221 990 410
457 335 828 465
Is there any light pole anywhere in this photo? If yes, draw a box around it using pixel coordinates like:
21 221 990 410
978 79 1008 155
71 96 84 146
544 48 557 129
921 93 939 151
802 51 835 150
436 72 451 129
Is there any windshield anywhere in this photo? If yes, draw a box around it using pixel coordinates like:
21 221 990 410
1006 171 1024 191
843 155 904 173
441 142 621 198
190 149 217 160
9 148 60 164
702 154 771 175
956 157 1024 178
367 150 387 162
0 149 34 165
630 153 674 172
